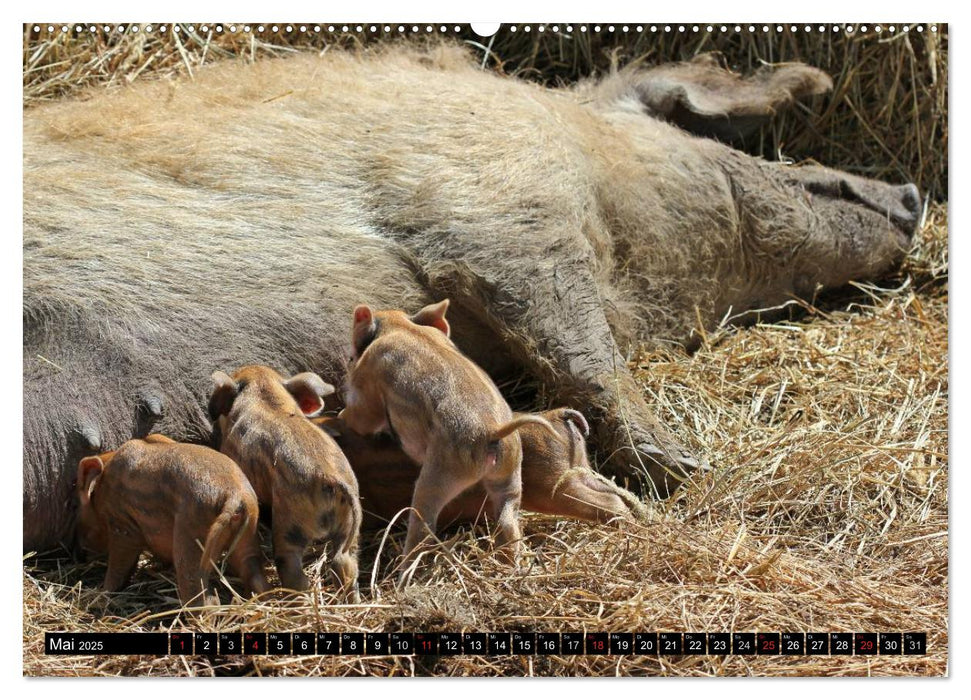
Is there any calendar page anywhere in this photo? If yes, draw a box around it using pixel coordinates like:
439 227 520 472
21 16 947 678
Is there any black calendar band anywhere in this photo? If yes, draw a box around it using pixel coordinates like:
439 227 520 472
44 631 927 656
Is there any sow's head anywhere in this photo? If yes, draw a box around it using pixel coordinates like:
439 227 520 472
605 53 923 281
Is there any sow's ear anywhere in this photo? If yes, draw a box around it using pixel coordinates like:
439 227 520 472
77 456 104 504
285 372 335 417
631 53 832 143
411 299 451 337
209 370 239 421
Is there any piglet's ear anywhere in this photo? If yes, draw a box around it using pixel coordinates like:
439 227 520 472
560 409 590 438
77 456 104 504
209 370 239 421
353 305 373 326
352 304 379 358
285 372 335 417
411 299 451 337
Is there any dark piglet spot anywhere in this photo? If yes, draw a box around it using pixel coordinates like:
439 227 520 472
284 525 308 548
318 511 334 532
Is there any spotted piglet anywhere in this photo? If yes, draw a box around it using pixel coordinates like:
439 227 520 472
209 365 362 602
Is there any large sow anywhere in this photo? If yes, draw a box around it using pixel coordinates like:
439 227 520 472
23 46 921 551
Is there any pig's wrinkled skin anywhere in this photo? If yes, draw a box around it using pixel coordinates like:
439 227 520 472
23 46 921 552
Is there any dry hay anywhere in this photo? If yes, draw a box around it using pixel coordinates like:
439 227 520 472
22 25 947 677
22 205 948 677
22 22 947 200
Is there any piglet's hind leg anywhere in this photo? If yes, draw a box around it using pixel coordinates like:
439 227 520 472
272 502 311 591
327 533 361 604
173 518 219 607
226 509 268 597
399 448 479 585
482 455 524 566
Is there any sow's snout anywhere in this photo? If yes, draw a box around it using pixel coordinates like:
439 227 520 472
893 183 923 239
796 166 923 242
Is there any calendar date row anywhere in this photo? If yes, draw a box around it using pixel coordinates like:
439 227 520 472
46 631 926 657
